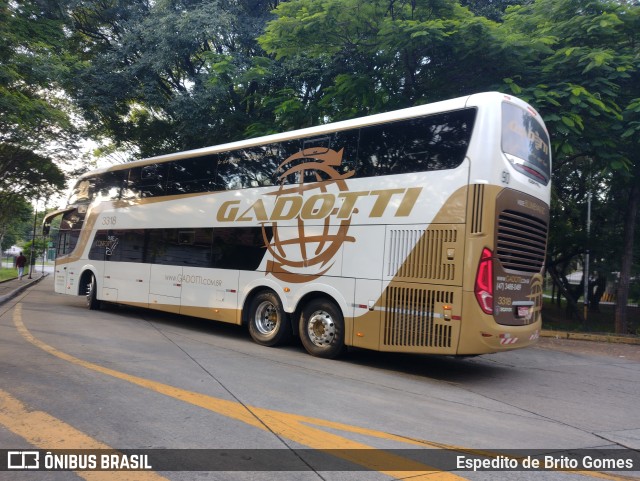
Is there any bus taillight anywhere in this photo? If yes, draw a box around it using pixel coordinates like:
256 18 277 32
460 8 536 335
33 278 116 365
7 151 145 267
475 248 494 315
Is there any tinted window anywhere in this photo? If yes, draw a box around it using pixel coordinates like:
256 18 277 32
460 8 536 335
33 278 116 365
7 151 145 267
501 103 551 185
276 134 356 186
122 164 168 199
105 229 146 263
89 231 108 261
218 146 280 190
89 227 270 270
89 230 121 261
213 227 271 270
148 228 214 267
358 109 476 176
76 109 475 203
167 155 218 195
68 171 125 204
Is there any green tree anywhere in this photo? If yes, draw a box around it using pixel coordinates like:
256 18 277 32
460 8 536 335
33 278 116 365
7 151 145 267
64 0 281 157
460 0 527 21
0 196 31 256
0 145 65 265
259 0 522 122
1 0 74 236
500 0 640 332
0 0 78 151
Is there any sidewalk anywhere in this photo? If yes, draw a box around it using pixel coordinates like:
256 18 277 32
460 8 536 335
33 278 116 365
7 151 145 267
0 273 48 305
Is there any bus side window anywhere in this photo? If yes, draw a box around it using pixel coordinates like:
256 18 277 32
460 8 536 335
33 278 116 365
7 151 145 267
90 171 126 201
276 140 302 185
140 164 168 197
167 156 218 195
122 165 168 199
417 110 476 171
116 229 145 263
329 130 358 177
358 122 401 176
212 227 272 270
218 145 279 190
217 152 245 190
357 110 476 176
147 228 213 267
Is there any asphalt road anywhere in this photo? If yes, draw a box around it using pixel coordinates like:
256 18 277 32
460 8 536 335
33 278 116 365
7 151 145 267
1 277 639 481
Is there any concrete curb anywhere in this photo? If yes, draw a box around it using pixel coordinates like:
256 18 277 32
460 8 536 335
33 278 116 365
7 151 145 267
0 273 48 305
541 329 640 346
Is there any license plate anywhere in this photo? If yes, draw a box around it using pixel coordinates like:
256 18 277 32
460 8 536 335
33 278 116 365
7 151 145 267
517 306 530 318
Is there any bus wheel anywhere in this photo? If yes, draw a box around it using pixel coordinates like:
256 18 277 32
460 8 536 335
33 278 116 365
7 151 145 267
299 299 345 359
248 291 290 347
86 273 101 310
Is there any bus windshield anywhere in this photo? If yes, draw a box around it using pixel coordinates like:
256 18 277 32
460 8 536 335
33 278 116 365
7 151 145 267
501 102 551 185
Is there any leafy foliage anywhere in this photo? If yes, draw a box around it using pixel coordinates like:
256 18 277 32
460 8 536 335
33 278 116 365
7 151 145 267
0 0 78 150
497 0 639 330
0 0 73 252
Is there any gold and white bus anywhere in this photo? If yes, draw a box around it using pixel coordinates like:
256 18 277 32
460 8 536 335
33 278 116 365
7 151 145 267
44 92 551 358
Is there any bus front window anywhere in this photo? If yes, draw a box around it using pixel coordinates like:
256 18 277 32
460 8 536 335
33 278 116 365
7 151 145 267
56 209 84 256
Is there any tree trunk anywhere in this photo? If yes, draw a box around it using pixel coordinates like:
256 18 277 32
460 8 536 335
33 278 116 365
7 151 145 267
548 265 585 324
615 177 639 334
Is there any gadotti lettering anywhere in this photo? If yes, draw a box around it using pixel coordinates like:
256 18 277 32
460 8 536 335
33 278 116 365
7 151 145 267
216 187 423 222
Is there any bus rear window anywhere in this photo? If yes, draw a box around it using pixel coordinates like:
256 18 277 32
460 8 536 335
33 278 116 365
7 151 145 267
501 103 551 185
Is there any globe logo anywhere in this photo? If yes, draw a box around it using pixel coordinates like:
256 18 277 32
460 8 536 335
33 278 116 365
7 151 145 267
263 147 355 283
527 273 544 324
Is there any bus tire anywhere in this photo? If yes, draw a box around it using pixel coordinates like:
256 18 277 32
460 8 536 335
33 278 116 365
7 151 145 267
86 273 101 310
299 299 345 359
247 291 290 347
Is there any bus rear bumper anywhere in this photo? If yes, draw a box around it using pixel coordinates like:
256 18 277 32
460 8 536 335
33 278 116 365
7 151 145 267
456 318 542 355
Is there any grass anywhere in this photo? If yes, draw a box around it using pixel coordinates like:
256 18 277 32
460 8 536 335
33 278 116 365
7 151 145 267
0 268 18 282
542 298 640 336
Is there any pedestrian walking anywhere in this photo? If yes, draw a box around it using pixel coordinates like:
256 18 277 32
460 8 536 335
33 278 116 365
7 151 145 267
16 252 27 281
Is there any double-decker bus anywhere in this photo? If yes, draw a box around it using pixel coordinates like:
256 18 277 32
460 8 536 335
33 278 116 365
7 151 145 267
44 92 551 359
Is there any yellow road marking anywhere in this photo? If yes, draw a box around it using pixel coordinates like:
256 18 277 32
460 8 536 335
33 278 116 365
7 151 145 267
0 389 170 481
12 304 456 479
11 303 638 480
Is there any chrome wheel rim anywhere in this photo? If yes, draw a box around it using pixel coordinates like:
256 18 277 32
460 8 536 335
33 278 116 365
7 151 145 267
307 310 335 347
254 301 279 335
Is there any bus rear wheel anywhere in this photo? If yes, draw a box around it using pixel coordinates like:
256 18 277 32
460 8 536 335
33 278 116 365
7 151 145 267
248 291 290 347
299 299 345 359
86 273 101 310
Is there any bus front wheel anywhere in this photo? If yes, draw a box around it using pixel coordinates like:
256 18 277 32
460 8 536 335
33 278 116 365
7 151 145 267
248 291 291 347
299 299 345 359
86 273 101 310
